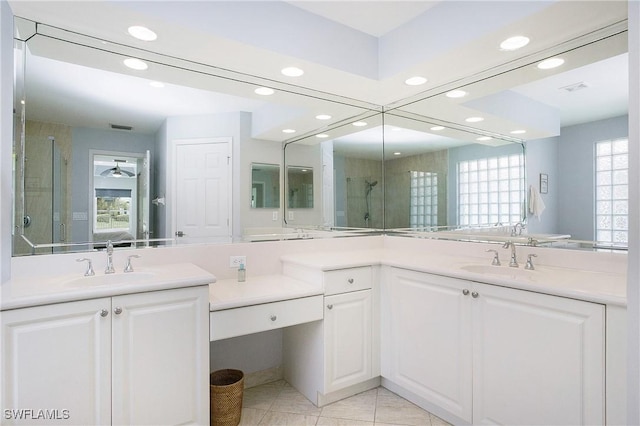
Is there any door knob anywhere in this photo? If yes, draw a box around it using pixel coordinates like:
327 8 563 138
270 315 277 321
327 304 333 310
347 278 354 284
471 292 479 298
100 309 109 317
114 307 123 315
462 289 470 296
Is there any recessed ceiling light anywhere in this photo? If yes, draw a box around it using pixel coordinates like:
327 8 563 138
393 152 402 156
123 58 148 70
254 87 275 96
446 90 467 98
500 35 530 51
405 76 427 86
316 133 329 138
477 136 493 141
282 129 296 134
465 117 484 123
537 57 565 70
430 126 445 131
316 114 332 120
510 129 527 134
352 121 368 127
281 67 304 77
128 25 157 41
149 81 165 88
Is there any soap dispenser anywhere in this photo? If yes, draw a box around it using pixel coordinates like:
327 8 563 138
238 263 246 282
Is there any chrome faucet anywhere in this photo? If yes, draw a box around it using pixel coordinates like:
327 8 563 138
502 241 519 267
511 222 525 236
105 240 115 274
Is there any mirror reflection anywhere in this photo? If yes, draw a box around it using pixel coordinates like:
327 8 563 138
251 163 280 209
287 166 314 209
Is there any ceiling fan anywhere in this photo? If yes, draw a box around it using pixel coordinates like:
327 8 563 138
100 160 134 178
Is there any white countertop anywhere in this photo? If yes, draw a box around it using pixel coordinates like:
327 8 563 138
1 263 216 311
209 274 323 311
281 249 627 307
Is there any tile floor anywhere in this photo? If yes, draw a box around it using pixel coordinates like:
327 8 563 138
239 380 453 426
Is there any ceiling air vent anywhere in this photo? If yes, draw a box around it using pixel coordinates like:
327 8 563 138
559 82 589 93
110 123 133 131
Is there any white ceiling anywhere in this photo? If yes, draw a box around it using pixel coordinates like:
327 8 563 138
10 0 629 156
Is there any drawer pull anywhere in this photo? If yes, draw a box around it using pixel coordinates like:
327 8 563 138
347 278 354 284
270 315 277 322
100 309 109 317
114 307 123 315
472 292 479 298
327 304 333 310
462 289 470 296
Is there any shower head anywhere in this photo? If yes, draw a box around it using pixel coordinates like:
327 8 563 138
366 180 378 188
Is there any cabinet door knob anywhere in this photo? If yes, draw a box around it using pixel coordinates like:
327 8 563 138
347 278 354 284
471 292 479 298
114 307 123 315
270 315 277 322
462 289 470 296
327 304 333 310
100 309 109 317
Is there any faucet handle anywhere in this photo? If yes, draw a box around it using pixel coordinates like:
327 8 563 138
124 255 140 273
486 249 501 266
525 253 538 270
76 258 95 276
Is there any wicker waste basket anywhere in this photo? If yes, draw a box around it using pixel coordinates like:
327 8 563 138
210 369 244 426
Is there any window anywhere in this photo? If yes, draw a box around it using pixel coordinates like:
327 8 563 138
458 154 524 226
94 189 132 233
410 171 438 228
595 138 628 248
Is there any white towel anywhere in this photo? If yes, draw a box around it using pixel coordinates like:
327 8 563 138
529 185 546 220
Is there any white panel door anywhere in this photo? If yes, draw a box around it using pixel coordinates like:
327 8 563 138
324 289 372 393
1 298 112 425
175 139 231 243
111 286 209 426
383 268 473 422
472 283 605 425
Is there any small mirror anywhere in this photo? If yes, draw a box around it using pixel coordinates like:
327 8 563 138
287 166 314 209
251 163 280 209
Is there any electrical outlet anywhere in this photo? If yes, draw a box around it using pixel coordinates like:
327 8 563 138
229 255 246 268
272 211 278 221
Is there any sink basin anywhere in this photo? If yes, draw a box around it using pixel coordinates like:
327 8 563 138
62 272 157 288
460 264 535 279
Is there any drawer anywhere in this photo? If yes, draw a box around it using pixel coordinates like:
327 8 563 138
210 295 323 341
324 266 372 295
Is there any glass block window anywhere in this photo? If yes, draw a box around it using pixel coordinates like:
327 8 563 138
410 171 438 228
595 138 628 248
458 154 524 226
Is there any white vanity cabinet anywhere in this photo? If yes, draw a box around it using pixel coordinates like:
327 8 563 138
284 266 378 406
1 285 209 425
381 267 605 425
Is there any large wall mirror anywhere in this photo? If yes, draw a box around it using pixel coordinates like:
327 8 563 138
12 1 629 254
12 18 378 254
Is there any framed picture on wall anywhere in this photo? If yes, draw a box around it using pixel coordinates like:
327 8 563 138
540 173 548 194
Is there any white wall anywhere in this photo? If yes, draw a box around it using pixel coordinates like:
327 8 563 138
0 0 12 282
627 2 639 423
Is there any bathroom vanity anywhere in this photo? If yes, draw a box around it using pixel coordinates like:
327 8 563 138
0 236 627 426
0 263 213 425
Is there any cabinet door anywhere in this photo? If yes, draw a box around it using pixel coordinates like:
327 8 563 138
111 286 209 425
382 268 473 422
472 283 604 425
324 289 372 393
1 298 111 425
